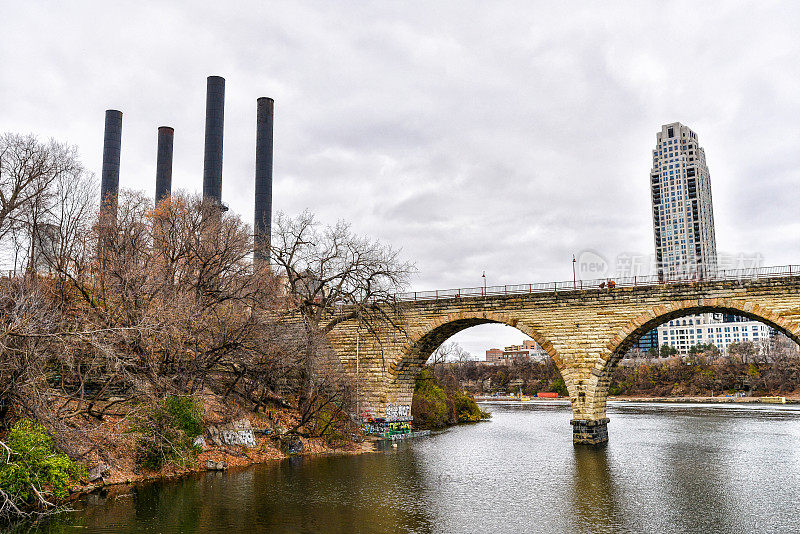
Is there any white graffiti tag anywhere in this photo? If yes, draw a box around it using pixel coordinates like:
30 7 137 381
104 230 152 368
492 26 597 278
384 403 412 421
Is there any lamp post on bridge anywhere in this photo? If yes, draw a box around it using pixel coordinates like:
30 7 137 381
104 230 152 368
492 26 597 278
572 254 577 290
482 271 486 296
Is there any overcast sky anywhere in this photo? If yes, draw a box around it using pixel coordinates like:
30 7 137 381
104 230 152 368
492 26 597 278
2 2 799 357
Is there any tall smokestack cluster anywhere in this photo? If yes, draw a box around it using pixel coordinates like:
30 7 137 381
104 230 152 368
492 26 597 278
100 109 123 215
202 76 225 205
254 97 274 265
99 75 275 266
155 126 174 203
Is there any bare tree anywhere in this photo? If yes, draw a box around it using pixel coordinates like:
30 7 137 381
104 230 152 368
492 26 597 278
0 133 422 502
270 210 415 434
270 210 415 333
727 341 759 365
428 341 470 365
0 134 84 269
0 189 291 433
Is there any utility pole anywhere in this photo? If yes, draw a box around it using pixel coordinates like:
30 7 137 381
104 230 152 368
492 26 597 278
356 329 360 420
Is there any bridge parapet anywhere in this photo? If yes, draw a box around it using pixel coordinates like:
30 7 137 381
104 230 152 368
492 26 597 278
393 265 800 302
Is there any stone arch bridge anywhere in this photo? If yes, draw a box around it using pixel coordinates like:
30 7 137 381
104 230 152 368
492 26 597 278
325 266 800 445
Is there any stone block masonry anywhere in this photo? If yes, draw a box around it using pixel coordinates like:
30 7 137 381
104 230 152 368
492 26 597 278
571 418 610 446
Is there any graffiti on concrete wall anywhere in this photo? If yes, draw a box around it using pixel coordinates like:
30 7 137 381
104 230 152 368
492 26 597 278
388 421 411 433
384 404 412 421
362 421 385 435
362 420 412 437
219 419 257 447
222 429 257 447
360 404 413 437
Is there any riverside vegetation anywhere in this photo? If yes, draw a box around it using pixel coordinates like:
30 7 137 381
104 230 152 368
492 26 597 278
0 133 414 520
411 368 490 429
429 338 800 399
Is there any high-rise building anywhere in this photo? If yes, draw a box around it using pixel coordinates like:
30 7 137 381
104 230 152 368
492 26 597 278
650 122 717 280
633 329 659 353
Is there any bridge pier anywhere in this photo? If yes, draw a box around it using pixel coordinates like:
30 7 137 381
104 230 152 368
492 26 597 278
571 418 609 446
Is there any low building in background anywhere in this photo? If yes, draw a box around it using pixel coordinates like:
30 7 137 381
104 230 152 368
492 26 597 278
485 339 548 365
485 348 505 364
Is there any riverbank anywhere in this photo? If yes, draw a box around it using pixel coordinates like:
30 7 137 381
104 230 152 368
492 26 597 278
474 395 566 402
68 408 379 500
31 401 800 533
49 381 485 509
66 396 387 497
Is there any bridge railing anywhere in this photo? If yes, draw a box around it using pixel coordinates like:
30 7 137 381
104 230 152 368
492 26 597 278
393 264 800 302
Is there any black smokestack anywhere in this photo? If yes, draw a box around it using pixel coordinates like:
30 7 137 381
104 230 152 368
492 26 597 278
254 97 274 265
100 109 123 213
155 126 174 204
202 76 225 205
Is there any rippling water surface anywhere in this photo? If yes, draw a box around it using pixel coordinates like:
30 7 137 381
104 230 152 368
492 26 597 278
32 401 800 533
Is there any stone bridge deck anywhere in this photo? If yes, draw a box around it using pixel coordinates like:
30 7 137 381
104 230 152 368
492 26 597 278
326 266 800 445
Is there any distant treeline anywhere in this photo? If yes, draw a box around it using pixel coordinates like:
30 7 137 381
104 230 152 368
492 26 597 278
432 338 800 397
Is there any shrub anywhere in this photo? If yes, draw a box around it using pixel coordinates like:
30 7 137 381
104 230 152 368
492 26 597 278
548 378 568 397
312 405 351 448
452 391 484 423
162 396 204 438
411 368 449 429
413 369 490 428
0 419 85 512
131 396 203 470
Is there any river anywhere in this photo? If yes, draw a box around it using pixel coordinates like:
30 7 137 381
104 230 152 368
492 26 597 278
30 401 800 533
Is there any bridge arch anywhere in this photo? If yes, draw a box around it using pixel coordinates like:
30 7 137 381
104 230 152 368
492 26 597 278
582 299 800 423
605 299 800 363
384 311 565 408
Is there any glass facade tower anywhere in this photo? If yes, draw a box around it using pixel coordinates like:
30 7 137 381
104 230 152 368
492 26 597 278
650 122 717 280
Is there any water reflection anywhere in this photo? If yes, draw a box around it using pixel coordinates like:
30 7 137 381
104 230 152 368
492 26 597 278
39 452 435 533
569 446 623 533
